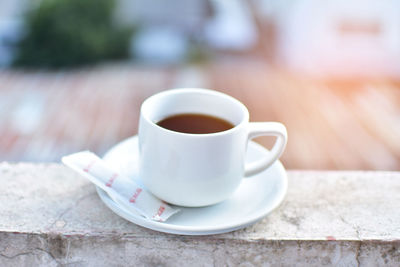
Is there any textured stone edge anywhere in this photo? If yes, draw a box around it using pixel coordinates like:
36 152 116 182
1 232 400 266
2 163 400 266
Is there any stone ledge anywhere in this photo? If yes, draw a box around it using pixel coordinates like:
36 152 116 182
0 163 399 266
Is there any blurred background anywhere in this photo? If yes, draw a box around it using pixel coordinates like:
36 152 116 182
1 0 400 170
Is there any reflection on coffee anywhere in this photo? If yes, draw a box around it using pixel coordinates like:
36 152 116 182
157 113 234 134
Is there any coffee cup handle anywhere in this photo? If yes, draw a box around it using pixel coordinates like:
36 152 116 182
244 122 287 177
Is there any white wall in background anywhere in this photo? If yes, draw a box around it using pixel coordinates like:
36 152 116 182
204 0 258 50
132 27 188 64
274 0 400 78
115 0 208 34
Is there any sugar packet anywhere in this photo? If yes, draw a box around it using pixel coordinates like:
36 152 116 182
62 151 180 222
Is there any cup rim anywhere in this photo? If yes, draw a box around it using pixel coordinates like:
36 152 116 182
140 88 250 137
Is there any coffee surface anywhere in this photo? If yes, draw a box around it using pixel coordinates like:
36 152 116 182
157 113 234 134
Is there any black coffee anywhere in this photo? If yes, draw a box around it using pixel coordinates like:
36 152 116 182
157 113 234 134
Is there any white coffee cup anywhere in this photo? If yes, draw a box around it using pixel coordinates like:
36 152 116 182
138 88 287 207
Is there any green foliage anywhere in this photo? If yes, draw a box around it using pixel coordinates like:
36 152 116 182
13 0 133 68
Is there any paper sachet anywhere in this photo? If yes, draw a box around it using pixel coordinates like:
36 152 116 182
62 151 180 222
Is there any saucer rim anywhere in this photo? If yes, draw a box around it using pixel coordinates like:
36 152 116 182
97 136 288 235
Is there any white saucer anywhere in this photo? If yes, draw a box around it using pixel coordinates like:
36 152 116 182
97 136 288 235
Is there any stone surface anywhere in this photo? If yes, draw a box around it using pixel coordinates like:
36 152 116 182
0 162 400 266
